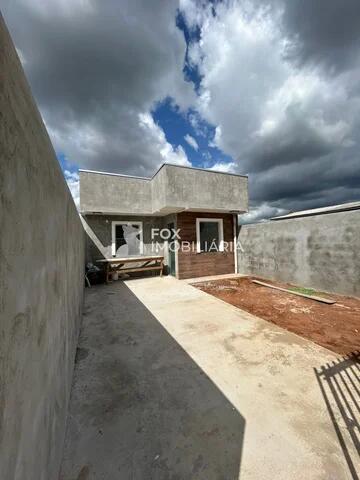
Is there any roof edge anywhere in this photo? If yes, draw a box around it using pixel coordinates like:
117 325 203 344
79 162 248 181
152 163 248 179
271 201 360 221
78 169 150 180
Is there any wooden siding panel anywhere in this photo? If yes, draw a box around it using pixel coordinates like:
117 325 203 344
177 212 235 279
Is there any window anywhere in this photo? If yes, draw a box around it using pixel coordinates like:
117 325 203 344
196 218 224 253
111 221 143 257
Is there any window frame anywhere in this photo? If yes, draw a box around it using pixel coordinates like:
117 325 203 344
111 220 144 257
196 218 224 253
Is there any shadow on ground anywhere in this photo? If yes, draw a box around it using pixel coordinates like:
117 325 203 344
314 351 360 480
60 282 245 479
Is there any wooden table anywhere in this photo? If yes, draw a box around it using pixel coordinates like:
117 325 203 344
97 256 164 283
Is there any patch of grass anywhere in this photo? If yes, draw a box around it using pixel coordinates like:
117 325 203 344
289 286 318 296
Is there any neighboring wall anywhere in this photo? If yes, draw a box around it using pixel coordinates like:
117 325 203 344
177 212 236 279
0 16 84 480
238 210 360 296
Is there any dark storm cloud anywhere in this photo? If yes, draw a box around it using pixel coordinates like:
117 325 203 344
227 0 360 218
244 105 335 174
249 150 360 209
279 0 360 73
1 0 193 174
15 3 185 113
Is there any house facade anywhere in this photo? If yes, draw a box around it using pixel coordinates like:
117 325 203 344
80 163 248 279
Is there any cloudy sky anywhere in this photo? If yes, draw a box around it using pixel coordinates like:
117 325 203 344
2 0 360 220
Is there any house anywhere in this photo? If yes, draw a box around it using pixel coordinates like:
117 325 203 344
80 163 248 279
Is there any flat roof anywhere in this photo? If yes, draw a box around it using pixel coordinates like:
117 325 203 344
79 162 248 180
78 169 150 180
271 201 360 220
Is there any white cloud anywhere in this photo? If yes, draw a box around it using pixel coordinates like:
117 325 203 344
186 1 287 159
179 0 208 30
185 2 352 162
239 203 288 224
184 133 199 150
64 170 80 208
138 112 190 167
210 161 236 173
255 72 353 148
188 111 209 138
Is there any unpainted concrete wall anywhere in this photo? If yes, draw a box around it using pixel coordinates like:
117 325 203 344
80 164 248 215
151 163 168 214
0 15 84 480
237 210 360 297
162 164 248 213
82 214 179 276
80 170 153 215
83 214 165 262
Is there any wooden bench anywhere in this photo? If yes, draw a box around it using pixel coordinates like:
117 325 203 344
97 256 164 283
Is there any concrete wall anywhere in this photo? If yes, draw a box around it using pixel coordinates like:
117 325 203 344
83 214 164 262
151 163 168 214
80 164 248 215
0 15 84 480
80 170 152 215
237 210 360 297
83 214 179 275
162 164 248 213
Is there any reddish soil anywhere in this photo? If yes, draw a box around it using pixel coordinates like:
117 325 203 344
194 276 360 355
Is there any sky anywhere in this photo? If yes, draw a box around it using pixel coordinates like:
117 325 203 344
2 0 360 221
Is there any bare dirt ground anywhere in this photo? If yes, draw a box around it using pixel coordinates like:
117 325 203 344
193 276 360 355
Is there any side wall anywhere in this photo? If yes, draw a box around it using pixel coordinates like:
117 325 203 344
0 16 84 480
237 210 360 296
177 212 236 279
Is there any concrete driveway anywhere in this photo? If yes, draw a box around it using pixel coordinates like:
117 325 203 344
60 276 357 480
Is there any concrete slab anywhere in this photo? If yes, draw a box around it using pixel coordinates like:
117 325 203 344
60 277 357 480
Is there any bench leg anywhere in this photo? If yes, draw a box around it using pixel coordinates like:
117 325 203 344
106 263 111 284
